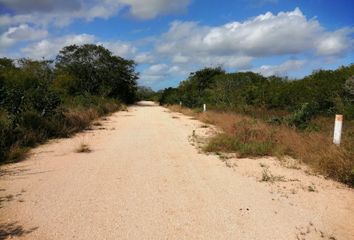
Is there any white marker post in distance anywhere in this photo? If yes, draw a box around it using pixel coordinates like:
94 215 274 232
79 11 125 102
203 104 206 112
333 114 343 146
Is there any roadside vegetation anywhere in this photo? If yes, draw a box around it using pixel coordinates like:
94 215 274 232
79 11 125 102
136 86 159 101
0 44 138 163
160 65 354 186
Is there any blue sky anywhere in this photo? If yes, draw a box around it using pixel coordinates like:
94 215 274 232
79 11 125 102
0 0 353 90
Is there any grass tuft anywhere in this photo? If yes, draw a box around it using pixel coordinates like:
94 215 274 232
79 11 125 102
75 143 92 153
261 168 286 183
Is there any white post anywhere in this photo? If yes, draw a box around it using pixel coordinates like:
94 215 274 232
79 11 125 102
179 101 182 106
203 104 206 112
333 114 343 146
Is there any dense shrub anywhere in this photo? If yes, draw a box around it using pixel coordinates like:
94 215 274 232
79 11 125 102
164 64 354 187
284 102 318 129
0 44 138 163
160 65 354 120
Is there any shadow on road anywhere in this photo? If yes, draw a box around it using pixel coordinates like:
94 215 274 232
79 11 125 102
0 222 38 240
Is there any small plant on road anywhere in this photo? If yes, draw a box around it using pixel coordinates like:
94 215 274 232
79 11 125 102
261 168 286 183
76 143 91 153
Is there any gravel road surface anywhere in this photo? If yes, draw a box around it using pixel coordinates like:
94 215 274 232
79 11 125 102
1 101 353 239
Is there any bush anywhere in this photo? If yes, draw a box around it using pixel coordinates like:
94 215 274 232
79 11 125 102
0 110 12 161
0 45 136 163
285 102 318 129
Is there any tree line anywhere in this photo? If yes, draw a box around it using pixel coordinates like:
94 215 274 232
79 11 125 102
159 65 354 126
0 44 139 162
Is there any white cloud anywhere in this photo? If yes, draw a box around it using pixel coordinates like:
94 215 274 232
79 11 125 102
119 0 190 19
0 0 82 13
0 0 191 29
254 60 305 76
139 63 187 84
0 3 121 28
6 24 47 41
156 8 352 59
145 63 169 75
136 7 353 85
197 55 253 69
0 24 48 49
21 34 96 59
2 6 353 88
19 34 141 61
172 54 189 64
99 41 137 58
315 28 353 56
134 52 155 64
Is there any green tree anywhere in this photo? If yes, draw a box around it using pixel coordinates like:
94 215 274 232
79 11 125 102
55 44 138 103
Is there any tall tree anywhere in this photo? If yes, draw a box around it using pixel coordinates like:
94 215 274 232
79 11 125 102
55 44 138 103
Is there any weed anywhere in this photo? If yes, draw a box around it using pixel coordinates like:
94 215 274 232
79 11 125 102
261 168 286 183
76 143 91 153
308 185 317 192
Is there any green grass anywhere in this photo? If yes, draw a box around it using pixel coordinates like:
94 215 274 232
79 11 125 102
205 134 274 157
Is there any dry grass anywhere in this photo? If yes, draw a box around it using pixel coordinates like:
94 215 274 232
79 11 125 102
93 122 103 126
75 143 92 153
1 101 123 164
168 105 354 186
168 105 197 117
261 168 286 183
5 145 30 163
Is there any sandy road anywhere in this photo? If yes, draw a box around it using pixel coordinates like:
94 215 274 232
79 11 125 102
1 101 353 240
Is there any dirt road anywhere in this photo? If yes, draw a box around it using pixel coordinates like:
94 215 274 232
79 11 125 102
1 101 353 240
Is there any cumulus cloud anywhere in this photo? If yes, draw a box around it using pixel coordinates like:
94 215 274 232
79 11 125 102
0 0 82 13
6 24 47 41
140 63 187 84
98 41 137 58
254 60 305 76
136 7 353 84
2 6 353 87
21 34 96 59
172 54 190 64
0 24 48 49
119 0 190 19
0 1 121 28
144 63 168 75
19 34 140 61
0 0 191 29
134 52 155 64
315 28 353 56
157 8 352 58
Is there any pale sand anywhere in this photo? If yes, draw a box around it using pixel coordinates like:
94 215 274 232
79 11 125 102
1 101 353 240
